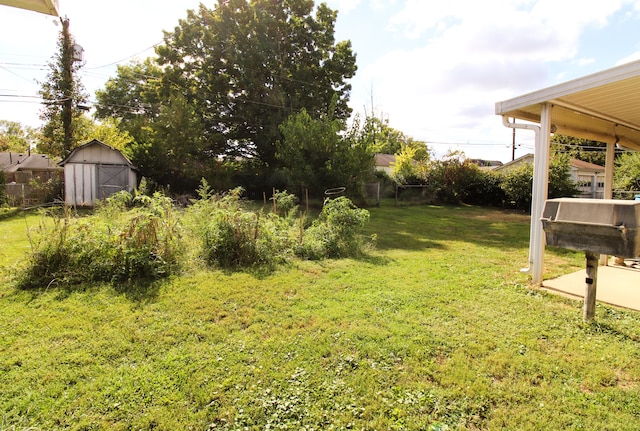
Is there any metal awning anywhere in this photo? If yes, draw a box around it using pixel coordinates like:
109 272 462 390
495 59 640 285
0 0 59 16
496 59 640 151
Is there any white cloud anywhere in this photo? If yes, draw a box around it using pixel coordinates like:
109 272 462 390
345 0 640 160
327 0 364 15
575 58 596 67
616 51 640 65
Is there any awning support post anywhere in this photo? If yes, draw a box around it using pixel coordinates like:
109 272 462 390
530 103 552 284
501 106 551 284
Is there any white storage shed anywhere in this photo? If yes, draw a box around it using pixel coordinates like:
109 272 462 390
59 139 138 207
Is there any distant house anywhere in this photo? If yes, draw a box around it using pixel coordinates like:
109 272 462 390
492 153 535 174
374 154 396 176
0 151 61 184
568 158 606 199
0 151 62 206
469 158 504 170
59 139 138 207
493 153 605 198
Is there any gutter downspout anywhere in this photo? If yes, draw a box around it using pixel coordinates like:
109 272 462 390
501 115 542 276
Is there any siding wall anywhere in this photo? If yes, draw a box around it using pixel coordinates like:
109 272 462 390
64 163 95 206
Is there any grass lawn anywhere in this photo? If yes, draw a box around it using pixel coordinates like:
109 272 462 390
1 204 639 430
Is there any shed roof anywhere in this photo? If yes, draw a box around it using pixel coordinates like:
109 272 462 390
59 139 136 168
495 60 640 151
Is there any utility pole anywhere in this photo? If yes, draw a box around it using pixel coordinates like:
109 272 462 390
39 16 86 158
60 17 74 156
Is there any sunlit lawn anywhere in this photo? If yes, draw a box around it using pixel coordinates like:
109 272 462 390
1 204 639 430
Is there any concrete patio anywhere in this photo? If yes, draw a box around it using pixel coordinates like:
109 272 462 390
542 259 640 311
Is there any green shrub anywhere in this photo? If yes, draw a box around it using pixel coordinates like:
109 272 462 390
189 186 297 269
297 196 370 259
426 151 490 205
0 170 8 206
29 175 63 204
203 209 261 267
499 163 533 211
19 182 373 284
548 154 579 199
462 170 506 207
499 154 578 211
271 189 299 217
18 193 182 288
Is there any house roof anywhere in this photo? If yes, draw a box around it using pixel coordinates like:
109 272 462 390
492 153 534 172
374 153 395 167
570 158 604 172
495 59 640 151
469 158 503 168
493 153 605 173
0 152 60 173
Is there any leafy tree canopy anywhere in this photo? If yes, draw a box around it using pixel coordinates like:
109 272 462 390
74 117 136 153
0 120 36 153
354 115 430 161
156 0 356 166
614 151 640 193
94 1 357 192
276 104 374 198
95 59 163 137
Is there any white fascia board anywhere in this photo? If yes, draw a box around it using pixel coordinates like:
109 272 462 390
0 0 59 16
496 59 640 116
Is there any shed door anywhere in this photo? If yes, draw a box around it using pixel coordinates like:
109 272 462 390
96 165 129 199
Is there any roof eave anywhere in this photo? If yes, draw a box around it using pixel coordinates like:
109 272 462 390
0 0 59 16
495 59 640 116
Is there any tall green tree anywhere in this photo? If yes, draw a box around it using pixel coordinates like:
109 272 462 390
95 1 356 191
38 18 88 158
0 120 36 152
357 115 430 160
155 0 356 167
95 59 163 143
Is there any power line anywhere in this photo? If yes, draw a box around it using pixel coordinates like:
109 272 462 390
84 43 162 70
0 62 47 67
0 65 40 84
0 94 41 99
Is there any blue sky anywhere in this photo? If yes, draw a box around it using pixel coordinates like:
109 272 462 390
2 0 640 162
